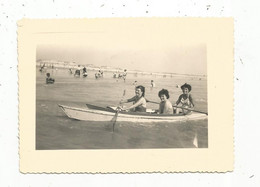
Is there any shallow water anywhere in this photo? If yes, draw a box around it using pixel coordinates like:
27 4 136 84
36 68 208 149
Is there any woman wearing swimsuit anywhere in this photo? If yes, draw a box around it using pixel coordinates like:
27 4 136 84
120 85 146 112
158 89 173 114
174 83 194 114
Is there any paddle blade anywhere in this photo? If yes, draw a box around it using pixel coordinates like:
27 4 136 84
112 111 119 132
111 111 119 122
112 90 126 132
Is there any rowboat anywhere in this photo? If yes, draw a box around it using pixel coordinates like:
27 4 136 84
58 104 207 123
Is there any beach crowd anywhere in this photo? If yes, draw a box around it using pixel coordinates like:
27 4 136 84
41 65 194 115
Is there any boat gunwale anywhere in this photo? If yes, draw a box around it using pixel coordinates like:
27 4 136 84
86 103 195 117
59 104 204 118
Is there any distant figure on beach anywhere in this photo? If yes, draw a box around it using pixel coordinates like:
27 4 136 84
74 65 81 77
133 81 137 86
95 73 100 79
123 69 127 82
69 68 73 74
46 73 55 84
158 89 173 114
118 73 123 78
113 72 117 78
39 63 45 72
83 72 88 77
82 66 88 77
99 69 104 76
95 69 103 79
151 80 155 87
74 69 80 77
174 83 194 114
120 85 146 112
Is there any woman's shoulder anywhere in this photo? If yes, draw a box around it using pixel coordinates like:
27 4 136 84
179 94 185 98
188 93 193 98
127 95 137 101
165 100 173 107
140 97 146 102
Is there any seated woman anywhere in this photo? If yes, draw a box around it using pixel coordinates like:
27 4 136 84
46 73 55 84
174 83 194 114
120 85 146 112
158 89 173 114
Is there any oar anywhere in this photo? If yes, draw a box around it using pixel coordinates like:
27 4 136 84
111 89 126 132
146 99 208 115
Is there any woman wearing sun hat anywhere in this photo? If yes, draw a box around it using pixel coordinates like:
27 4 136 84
174 83 194 114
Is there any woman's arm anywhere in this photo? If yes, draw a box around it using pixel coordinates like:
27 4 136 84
175 95 182 106
164 100 173 114
125 97 145 110
189 94 195 107
158 102 163 114
120 96 135 104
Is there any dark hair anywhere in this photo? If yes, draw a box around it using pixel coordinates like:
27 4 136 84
181 83 192 92
136 85 145 97
158 89 170 99
46 73 50 77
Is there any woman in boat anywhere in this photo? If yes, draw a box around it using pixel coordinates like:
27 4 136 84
174 83 194 114
46 73 55 84
158 89 173 114
120 85 146 112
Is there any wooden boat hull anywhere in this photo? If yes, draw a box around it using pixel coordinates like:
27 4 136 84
58 104 207 123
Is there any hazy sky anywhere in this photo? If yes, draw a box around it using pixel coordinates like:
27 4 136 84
37 44 207 75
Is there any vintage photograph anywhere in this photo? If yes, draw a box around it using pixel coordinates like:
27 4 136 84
36 42 208 149
19 19 233 172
